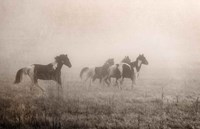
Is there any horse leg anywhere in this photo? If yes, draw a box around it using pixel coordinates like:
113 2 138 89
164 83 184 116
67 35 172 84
108 77 112 86
99 77 102 84
117 78 121 89
118 77 124 89
92 75 97 83
133 73 137 85
131 74 137 89
89 78 92 87
103 77 108 86
100 77 106 86
28 68 35 92
84 76 92 88
115 78 118 86
57 83 63 99
28 67 44 94
103 77 109 87
108 77 111 86
103 75 110 86
34 82 45 93
57 77 63 98
84 74 90 82
131 79 134 89
120 77 124 85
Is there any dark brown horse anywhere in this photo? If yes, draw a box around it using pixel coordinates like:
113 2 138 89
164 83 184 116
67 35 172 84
14 54 72 93
80 58 114 86
105 54 148 88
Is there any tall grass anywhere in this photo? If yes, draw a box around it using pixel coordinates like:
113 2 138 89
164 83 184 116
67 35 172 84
0 77 200 129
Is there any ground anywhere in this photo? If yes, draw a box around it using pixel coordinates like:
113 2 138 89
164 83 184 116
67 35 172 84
0 70 200 129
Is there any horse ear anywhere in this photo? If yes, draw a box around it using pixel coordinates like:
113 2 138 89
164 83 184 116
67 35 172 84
65 54 68 57
142 54 144 56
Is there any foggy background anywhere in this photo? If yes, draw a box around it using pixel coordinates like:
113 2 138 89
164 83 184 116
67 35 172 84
0 0 200 80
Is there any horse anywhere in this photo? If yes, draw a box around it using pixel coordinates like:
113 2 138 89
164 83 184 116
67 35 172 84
105 54 148 88
80 58 114 86
14 54 72 94
103 56 131 85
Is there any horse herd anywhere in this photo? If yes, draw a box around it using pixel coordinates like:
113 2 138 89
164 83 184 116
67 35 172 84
14 54 148 93
80 54 148 88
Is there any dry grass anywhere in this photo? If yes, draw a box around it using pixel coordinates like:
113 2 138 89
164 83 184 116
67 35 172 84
1 72 200 129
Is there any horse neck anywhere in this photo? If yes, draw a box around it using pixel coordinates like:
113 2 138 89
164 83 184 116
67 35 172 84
102 62 110 69
121 59 126 63
121 60 130 64
132 59 142 72
55 62 63 72
136 59 142 72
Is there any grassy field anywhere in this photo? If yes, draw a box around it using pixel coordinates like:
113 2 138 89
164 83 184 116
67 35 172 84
1 69 200 129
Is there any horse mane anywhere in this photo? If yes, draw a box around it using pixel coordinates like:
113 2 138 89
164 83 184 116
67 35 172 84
55 54 67 63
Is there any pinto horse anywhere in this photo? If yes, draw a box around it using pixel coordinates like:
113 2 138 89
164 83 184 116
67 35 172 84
80 58 114 86
104 56 131 85
14 54 72 93
106 54 148 88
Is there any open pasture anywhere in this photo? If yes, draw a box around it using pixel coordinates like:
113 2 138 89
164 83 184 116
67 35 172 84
1 69 200 129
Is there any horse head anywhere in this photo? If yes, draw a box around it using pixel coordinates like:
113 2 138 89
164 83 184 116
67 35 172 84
137 54 148 65
121 56 131 64
105 58 114 66
55 54 72 68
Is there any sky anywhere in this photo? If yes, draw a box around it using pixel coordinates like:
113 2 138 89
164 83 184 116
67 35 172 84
0 0 200 75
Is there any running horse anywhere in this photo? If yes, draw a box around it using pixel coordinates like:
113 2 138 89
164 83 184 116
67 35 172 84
14 54 72 93
80 58 114 86
106 54 148 88
104 56 131 85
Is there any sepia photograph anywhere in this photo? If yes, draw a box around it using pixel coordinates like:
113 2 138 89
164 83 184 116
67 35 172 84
0 0 200 129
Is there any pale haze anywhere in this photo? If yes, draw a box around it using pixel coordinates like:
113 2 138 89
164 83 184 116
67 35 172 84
0 0 200 77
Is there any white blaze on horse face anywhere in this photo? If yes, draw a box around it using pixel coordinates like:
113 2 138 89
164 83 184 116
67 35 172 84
52 62 58 70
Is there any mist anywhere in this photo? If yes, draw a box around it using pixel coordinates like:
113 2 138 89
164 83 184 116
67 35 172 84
2 1 200 128
0 0 200 78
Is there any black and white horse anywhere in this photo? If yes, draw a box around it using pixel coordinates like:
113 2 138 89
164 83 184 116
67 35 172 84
106 54 148 88
14 54 72 93
104 56 131 85
80 58 114 86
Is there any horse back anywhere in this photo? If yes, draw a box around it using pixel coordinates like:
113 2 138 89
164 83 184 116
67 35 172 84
121 64 132 78
95 67 102 77
33 64 56 80
34 64 54 71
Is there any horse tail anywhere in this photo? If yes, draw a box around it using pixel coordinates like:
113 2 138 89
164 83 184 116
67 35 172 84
80 67 89 79
14 66 32 84
14 68 24 84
